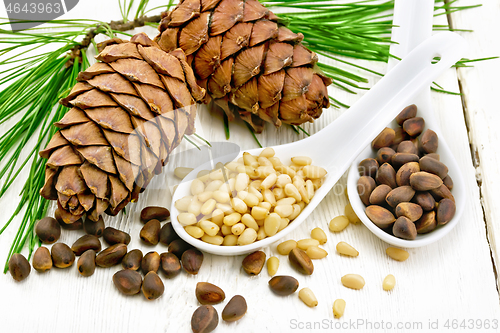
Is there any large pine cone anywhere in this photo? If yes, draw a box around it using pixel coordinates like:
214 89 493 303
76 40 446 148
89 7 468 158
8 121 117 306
155 0 331 133
39 33 205 223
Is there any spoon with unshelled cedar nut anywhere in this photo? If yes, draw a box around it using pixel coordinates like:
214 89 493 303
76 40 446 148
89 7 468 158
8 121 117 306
347 0 466 247
171 30 467 255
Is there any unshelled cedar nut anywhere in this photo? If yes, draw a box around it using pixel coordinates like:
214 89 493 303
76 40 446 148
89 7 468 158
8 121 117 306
182 248 204 275
289 248 314 275
397 140 418 155
51 243 75 268
430 184 455 202
443 175 453 191
358 158 379 177
159 222 180 246
396 104 417 125
391 153 419 169
142 271 164 300
357 176 376 206
168 239 192 258
396 162 420 186
403 117 425 136
409 172 443 191
35 217 61 244
392 216 417 240
222 295 247 322
192 305 219 333
122 249 143 270
415 211 437 234
269 276 299 296
71 234 101 256
9 253 31 281
393 127 409 146
113 269 142 295
196 282 225 305
385 186 415 208
376 147 396 165
84 216 105 237
141 251 160 274
369 184 392 205
372 127 395 149
32 246 52 272
395 202 423 222
95 244 127 268
436 199 456 225
77 249 96 277
376 163 397 188
103 227 131 245
160 252 181 278
140 219 161 245
365 205 396 229
419 156 448 179
140 206 170 223
242 251 266 275
419 129 438 154
412 191 435 211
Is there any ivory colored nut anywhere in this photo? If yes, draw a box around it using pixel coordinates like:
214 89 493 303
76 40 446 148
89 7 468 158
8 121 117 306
336 242 359 257
267 256 279 276
386 247 409 261
341 274 365 290
329 216 350 232
311 227 327 244
291 156 312 166
277 240 297 255
306 246 328 259
383 274 396 291
297 238 320 251
344 203 361 224
174 167 193 179
299 288 318 307
333 299 346 319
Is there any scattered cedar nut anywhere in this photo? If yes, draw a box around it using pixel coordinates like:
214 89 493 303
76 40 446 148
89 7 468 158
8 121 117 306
140 219 161 245
141 251 160 274
391 153 419 169
288 248 314 275
412 191 436 211
269 275 299 296
415 211 437 234
95 243 127 268
35 217 61 244
395 202 423 222
358 158 379 177
160 252 181 278
71 234 101 256
141 206 170 223
51 243 75 268
385 186 415 208
396 104 417 125
409 172 443 191
122 249 143 270
159 222 180 246
419 156 448 179
419 129 438 153
182 248 204 275
242 251 266 275
77 249 96 277
9 253 31 281
402 117 425 136
376 147 396 166
32 246 52 272
392 216 417 240
142 271 164 300
222 295 247 322
436 199 456 225
196 282 226 305
365 205 396 229
103 227 131 245
397 140 418 155
168 238 193 258
191 305 219 333
357 175 376 206
113 269 142 295
83 216 105 237
396 162 420 186
376 163 397 188
369 184 392 205
371 127 395 149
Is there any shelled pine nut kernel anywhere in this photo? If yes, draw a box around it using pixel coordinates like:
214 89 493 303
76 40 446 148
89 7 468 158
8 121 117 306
175 148 327 246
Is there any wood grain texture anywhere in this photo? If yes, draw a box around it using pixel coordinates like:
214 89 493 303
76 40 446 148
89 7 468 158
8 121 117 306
0 1 499 332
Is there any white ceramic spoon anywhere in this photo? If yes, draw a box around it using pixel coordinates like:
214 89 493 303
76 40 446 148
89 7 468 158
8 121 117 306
171 30 466 255
347 0 466 247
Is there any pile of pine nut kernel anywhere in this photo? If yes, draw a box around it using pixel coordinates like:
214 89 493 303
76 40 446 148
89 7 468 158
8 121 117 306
175 148 327 246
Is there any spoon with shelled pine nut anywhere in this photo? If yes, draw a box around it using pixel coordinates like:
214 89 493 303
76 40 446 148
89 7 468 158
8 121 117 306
170 31 467 255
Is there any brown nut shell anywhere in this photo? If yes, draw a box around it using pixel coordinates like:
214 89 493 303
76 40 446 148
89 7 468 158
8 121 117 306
113 269 142 295
71 234 101 256
393 127 409 146
191 305 219 333
140 206 170 223
358 158 379 177
168 238 193 258
376 163 397 188
419 129 438 154
182 248 204 275
35 217 61 244
122 249 143 270
397 140 419 155
392 216 417 240
403 117 425 136
196 282 226 305
222 295 247 322
409 172 443 191
365 205 396 229
51 243 75 268
242 250 266 275
142 271 164 300
376 147 396 165
415 211 437 234
32 246 52 273
269 275 299 296
430 184 455 202
288 248 314 275
396 104 417 125
9 253 31 281
103 227 131 245
159 222 180 246
391 153 419 169
395 202 423 222
83 216 105 237
443 175 453 190
357 176 376 206
95 243 127 268
385 186 415 208
141 251 160 274
396 162 420 186
372 127 395 149
369 184 392 205
140 219 161 245
436 198 456 225
412 191 436 211
77 249 96 277
426 153 440 161
419 156 448 179
160 252 181 278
